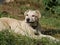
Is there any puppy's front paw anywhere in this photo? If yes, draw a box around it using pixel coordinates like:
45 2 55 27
34 31 39 35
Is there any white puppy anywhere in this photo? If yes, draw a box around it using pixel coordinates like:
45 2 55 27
24 10 41 35
0 10 41 38
0 10 59 41
24 10 59 41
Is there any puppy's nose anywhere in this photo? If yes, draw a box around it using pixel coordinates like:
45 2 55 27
27 18 30 22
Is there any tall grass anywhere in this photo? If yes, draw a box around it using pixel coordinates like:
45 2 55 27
40 17 60 29
0 30 60 45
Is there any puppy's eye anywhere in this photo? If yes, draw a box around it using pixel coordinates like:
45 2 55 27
32 15 35 17
26 14 28 16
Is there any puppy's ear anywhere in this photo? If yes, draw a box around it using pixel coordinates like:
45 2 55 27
35 10 41 18
24 10 29 16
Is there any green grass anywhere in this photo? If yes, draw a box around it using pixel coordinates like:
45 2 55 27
0 12 20 19
0 0 60 45
40 17 60 29
0 30 60 45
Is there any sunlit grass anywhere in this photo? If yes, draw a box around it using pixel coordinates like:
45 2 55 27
0 30 60 45
40 17 60 29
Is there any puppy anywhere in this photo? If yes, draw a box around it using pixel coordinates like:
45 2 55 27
0 9 41 37
24 10 41 35
0 10 59 41
24 10 59 41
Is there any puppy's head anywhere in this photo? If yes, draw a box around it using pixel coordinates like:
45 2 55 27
24 10 41 23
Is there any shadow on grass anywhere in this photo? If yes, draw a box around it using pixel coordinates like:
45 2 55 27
41 28 60 36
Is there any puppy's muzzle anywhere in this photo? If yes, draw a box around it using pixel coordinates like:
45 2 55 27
26 18 30 23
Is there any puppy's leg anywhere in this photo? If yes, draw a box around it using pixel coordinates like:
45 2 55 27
35 23 41 35
39 34 59 42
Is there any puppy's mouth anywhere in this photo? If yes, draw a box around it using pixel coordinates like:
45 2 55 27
27 22 34 23
27 21 35 23
26 20 35 23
